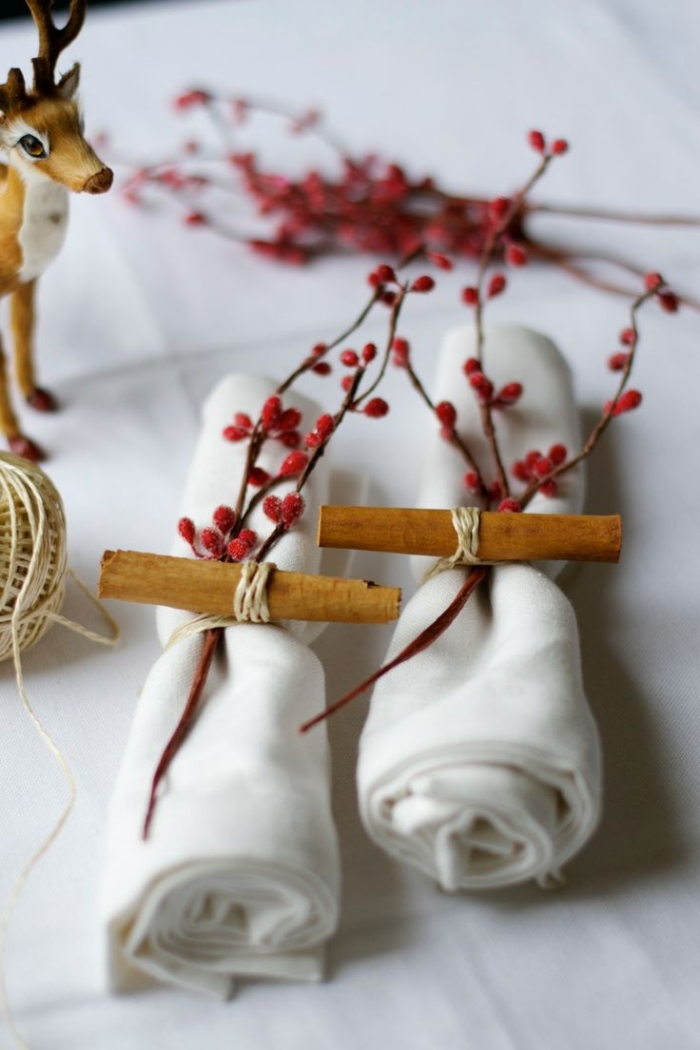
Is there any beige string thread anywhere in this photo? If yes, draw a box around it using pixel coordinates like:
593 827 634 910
0 454 120 1050
537 868 567 890
165 560 274 649
233 560 272 624
423 506 490 582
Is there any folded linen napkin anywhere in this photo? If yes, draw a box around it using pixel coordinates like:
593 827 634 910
101 375 341 996
357 325 602 890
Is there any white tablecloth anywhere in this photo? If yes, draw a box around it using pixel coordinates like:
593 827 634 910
1 1 699 1047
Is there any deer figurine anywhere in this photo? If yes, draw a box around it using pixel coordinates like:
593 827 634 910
0 0 112 462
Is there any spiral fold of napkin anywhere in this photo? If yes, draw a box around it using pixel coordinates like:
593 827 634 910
357 325 602 890
101 375 341 997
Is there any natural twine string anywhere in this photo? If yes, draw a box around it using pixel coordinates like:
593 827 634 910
165 560 274 648
0 454 120 1050
423 506 490 582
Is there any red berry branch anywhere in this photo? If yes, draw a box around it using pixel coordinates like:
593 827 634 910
298 135 681 733
139 124 683 817
142 251 445 837
103 92 699 309
300 268 673 731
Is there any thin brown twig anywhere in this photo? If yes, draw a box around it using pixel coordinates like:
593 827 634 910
293 367 367 496
473 155 553 497
231 286 383 523
403 361 487 493
531 246 641 299
240 472 291 527
528 202 700 226
214 91 352 160
142 627 220 839
277 289 380 395
352 287 407 407
299 567 489 733
530 244 700 312
518 287 654 508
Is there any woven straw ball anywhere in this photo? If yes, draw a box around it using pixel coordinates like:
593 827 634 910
0 452 67 663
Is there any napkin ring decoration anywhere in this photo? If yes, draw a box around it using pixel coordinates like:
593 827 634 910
166 560 274 648
424 507 489 581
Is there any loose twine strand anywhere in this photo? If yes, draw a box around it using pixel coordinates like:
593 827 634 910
165 560 274 648
423 506 490 582
0 456 119 1050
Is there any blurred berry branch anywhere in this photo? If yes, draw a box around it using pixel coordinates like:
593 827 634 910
103 89 700 310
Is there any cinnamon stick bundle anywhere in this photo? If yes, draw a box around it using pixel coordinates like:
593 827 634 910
316 507 621 563
99 550 400 624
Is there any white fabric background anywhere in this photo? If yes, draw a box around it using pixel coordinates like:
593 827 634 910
0 0 698 1047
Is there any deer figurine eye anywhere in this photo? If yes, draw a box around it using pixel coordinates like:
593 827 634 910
19 134 47 159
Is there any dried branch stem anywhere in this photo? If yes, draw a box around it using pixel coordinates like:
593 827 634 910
519 287 653 508
472 155 553 496
300 567 489 733
142 627 219 839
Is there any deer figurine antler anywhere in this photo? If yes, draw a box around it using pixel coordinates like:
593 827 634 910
0 0 112 461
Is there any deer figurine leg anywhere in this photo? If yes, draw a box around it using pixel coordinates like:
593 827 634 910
0 329 44 461
10 279 57 412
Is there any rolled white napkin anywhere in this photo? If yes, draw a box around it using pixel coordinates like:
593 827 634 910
357 325 602 890
102 375 341 996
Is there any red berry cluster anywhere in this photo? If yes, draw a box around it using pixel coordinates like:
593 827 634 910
248 466 271 487
123 95 554 269
236 156 445 264
363 397 389 418
435 400 457 436
391 337 410 368
461 272 509 306
250 449 309 488
462 357 524 410
278 450 309 477
463 473 503 502
262 492 306 528
223 397 303 448
185 210 207 227
304 413 335 449
605 390 643 416
608 351 631 372
306 342 333 376
340 342 376 391
527 129 569 156
367 263 436 307
644 271 680 313
174 89 211 110
511 444 568 498
178 502 243 559
227 528 258 561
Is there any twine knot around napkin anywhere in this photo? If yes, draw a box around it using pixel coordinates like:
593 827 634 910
232 560 272 623
357 325 602 891
164 560 274 649
101 375 342 997
423 506 486 581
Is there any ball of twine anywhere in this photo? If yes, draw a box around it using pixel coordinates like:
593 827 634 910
0 452 68 663
0 454 119 1047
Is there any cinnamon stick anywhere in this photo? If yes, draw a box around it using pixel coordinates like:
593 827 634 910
316 507 621 563
99 550 400 624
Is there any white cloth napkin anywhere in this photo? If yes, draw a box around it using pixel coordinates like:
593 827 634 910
101 375 341 997
357 325 602 890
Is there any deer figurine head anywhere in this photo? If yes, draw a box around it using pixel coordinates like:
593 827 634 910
0 0 113 461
